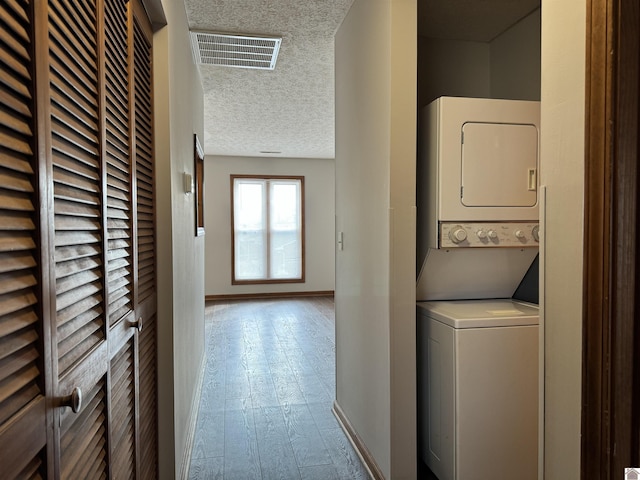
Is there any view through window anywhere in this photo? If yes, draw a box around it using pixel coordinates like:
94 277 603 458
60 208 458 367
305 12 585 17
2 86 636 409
231 175 304 284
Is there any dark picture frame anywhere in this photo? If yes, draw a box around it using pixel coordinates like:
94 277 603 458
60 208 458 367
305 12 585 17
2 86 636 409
194 134 205 236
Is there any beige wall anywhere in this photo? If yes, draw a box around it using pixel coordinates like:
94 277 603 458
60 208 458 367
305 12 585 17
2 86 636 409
335 0 417 477
490 8 541 101
418 37 490 107
540 0 586 478
204 155 335 296
418 8 541 109
154 0 206 477
388 2 418 475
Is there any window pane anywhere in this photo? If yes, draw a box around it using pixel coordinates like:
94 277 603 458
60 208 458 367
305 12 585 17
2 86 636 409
235 230 266 279
270 181 301 279
235 182 264 229
234 180 266 279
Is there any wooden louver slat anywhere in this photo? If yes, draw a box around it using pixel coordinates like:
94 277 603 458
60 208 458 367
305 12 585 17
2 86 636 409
14 453 45 480
48 55 96 117
62 0 97 47
0 43 30 81
0 1 29 41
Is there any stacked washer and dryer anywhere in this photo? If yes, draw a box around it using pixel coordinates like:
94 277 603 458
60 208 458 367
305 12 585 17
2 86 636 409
416 97 540 480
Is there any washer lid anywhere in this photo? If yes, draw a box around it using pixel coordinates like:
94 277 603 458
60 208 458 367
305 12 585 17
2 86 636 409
416 299 539 328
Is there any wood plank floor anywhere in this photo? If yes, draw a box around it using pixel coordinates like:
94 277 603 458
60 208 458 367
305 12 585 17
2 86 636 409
188 297 370 480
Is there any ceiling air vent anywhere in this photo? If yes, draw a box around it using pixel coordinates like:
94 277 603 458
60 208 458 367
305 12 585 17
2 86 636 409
190 31 282 70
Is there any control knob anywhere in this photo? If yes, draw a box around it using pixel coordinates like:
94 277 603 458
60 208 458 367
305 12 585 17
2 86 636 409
515 229 526 240
476 229 487 240
448 226 467 244
487 230 498 240
532 225 540 242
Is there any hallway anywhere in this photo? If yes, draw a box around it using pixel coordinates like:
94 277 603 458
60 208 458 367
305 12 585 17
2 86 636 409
188 298 369 479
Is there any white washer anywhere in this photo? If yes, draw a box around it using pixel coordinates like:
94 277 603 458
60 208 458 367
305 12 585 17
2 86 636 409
416 299 538 480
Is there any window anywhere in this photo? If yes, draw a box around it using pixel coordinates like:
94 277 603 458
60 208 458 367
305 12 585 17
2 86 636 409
231 175 305 284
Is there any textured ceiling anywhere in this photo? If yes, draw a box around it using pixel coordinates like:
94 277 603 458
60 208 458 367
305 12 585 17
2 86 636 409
183 0 354 158
183 0 540 159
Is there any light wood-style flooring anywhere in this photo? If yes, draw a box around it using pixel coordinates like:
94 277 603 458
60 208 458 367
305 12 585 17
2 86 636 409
188 297 370 480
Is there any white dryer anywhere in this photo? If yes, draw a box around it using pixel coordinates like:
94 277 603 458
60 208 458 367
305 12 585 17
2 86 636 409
416 96 541 302
416 299 539 480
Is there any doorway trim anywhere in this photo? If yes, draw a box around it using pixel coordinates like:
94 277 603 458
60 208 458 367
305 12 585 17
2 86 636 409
582 0 640 476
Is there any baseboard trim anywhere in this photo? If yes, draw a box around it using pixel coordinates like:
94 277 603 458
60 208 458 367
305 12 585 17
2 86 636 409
332 401 385 480
205 290 334 301
180 349 207 479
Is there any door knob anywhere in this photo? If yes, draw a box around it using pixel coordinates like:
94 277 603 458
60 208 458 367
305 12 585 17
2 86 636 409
62 387 82 413
131 317 143 332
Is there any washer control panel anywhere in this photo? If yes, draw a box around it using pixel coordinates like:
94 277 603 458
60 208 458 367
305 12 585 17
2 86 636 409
440 222 540 248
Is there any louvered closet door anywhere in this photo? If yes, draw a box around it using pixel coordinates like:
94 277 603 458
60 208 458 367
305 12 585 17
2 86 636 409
104 0 139 478
46 0 111 476
0 0 48 478
131 5 158 479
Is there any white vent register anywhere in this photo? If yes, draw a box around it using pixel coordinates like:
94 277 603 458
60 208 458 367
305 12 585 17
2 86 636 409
190 31 282 70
